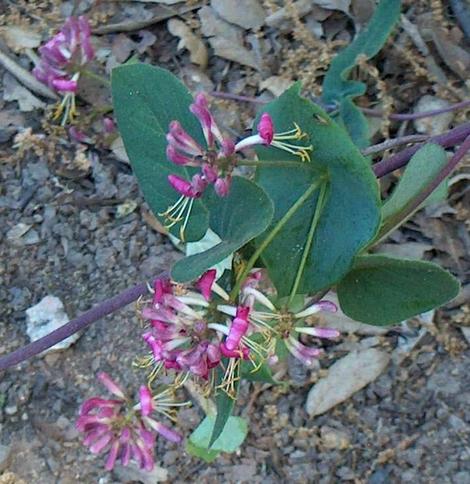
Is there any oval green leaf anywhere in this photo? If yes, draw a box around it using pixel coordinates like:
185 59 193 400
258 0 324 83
254 84 381 297
337 255 460 325
112 63 209 241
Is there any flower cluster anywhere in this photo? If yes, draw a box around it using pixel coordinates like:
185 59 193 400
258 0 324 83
34 16 94 124
77 270 341 469
140 270 340 381
77 372 182 471
140 269 248 384
161 94 313 240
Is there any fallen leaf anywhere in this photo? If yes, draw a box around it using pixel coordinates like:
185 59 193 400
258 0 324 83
1 26 41 51
265 0 314 28
314 0 351 14
376 242 433 260
259 76 294 97
432 29 470 80
3 72 46 112
110 136 130 163
168 18 208 68
212 0 266 29
116 199 138 218
199 6 260 69
306 348 390 416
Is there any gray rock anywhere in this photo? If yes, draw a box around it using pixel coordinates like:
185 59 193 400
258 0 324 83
25 296 79 353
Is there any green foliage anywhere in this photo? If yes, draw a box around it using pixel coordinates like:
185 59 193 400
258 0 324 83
187 416 248 462
112 64 208 241
209 364 239 447
171 177 273 282
337 255 460 325
254 84 381 297
321 0 402 147
377 143 448 242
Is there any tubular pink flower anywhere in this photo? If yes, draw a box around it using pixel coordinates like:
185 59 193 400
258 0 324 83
224 306 250 351
167 121 203 157
139 386 153 416
285 336 322 367
97 372 126 400
190 93 224 147
214 176 231 197
220 342 250 359
295 327 340 339
166 145 194 166
258 113 274 144
295 299 337 318
168 174 204 198
77 374 182 471
197 269 217 301
52 78 78 92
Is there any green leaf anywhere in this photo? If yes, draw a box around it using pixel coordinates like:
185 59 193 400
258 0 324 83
112 63 208 241
321 0 401 147
208 364 239 447
337 255 460 326
254 84 381 297
171 177 274 282
377 143 448 241
241 357 278 384
187 415 248 462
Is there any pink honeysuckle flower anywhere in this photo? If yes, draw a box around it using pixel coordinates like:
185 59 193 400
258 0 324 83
141 272 234 380
234 113 313 161
217 272 340 367
162 95 312 239
196 269 217 301
285 336 322 367
223 305 250 352
77 373 182 471
34 16 95 125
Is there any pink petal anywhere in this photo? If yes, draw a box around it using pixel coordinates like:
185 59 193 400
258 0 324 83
97 372 126 399
197 269 216 301
257 113 274 144
105 440 120 471
139 386 153 416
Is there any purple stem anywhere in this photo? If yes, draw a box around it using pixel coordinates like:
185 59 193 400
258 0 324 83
0 275 164 371
2 122 470 371
373 122 470 177
362 99 470 121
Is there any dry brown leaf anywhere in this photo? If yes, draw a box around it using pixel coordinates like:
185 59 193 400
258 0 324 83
432 29 470 80
167 18 208 68
306 348 391 416
259 76 294 97
199 6 260 70
1 26 41 51
212 0 266 29
3 73 45 112
314 0 351 14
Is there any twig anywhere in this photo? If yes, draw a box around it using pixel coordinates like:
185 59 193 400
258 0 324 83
211 89 470 122
361 134 429 156
92 4 201 34
362 99 470 121
0 274 165 371
373 122 470 177
210 90 266 104
0 47 58 100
